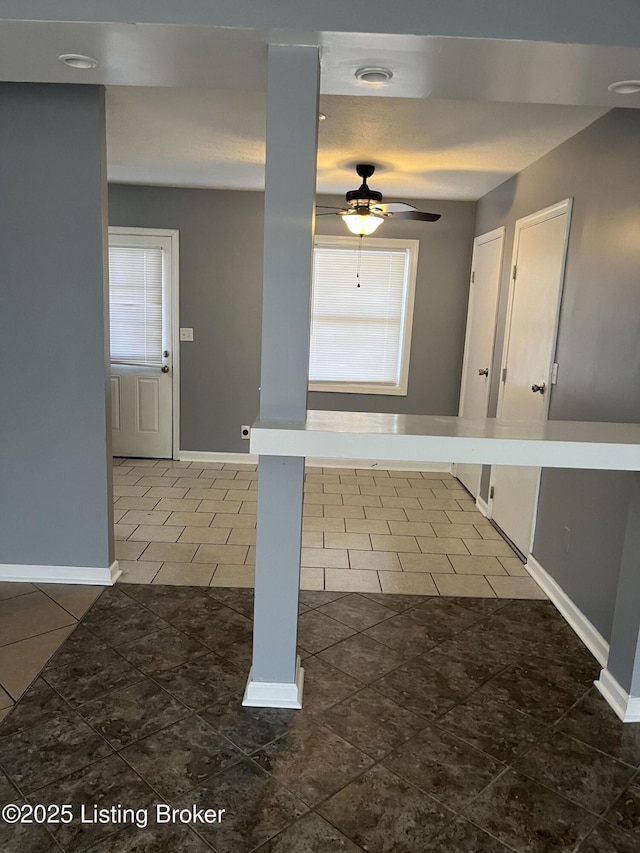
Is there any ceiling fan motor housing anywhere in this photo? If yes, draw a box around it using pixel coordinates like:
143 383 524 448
346 187 383 205
346 164 382 209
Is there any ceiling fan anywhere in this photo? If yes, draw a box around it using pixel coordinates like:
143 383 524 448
317 164 441 236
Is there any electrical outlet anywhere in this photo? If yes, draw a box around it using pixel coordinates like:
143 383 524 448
180 327 194 341
240 425 251 440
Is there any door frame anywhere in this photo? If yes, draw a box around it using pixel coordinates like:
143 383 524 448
453 225 505 494
488 198 572 552
108 226 181 460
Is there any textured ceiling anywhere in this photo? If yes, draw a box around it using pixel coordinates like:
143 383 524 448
106 87 605 200
0 16 623 200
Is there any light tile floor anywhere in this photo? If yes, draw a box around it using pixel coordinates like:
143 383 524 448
114 457 546 601
0 458 546 720
0 583 103 722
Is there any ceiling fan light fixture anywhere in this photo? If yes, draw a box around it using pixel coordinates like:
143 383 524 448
341 211 384 236
355 66 393 84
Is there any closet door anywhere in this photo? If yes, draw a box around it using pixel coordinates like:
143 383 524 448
455 227 504 497
490 200 572 554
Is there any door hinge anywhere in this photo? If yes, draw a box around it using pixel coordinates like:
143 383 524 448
490 486 495 500
551 362 559 384
512 264 517 280
502 367 507 382
471 271 475 283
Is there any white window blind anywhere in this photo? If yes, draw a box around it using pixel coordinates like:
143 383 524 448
109 245 163 367
309 238 416 393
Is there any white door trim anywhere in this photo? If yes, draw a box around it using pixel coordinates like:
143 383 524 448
489 199 573 552
453 225 505 494
109 226 180 460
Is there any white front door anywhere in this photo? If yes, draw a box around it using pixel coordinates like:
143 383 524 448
490 200 572 554
455 227 504 497
109 230 176 459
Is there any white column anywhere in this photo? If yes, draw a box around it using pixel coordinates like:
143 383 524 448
243 45 320 708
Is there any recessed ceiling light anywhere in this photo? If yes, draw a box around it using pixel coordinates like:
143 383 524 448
355 67 393 84
318 112 327 121
58 53 98 70
608 80 640 94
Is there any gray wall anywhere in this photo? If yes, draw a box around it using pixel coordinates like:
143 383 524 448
108 185 475 452
475 108 640 640
310 196 475 417
109 186 264 454
0 83 113 569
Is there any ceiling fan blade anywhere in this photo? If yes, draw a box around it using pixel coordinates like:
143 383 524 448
316 205 344 211
391 210 441 222
377 202 418 213
316 211 343 216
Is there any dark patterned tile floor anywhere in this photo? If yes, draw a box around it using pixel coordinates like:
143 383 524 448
0 585 639 852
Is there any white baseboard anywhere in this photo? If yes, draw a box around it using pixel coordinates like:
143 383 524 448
0 560 120 586
476 495 490 518
525 555 640 723
525 554 609 667
180 451 259 464
595 668 640 723
180 450 451 473
243 657 304 709
312 458 452 473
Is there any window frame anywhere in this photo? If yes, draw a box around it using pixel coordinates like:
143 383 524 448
308 234 419 396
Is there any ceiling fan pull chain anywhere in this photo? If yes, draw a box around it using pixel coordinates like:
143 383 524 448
356 236 362 287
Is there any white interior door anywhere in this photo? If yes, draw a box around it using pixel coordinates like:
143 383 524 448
455 227 504 497
490 200 572 554
109 231 175 459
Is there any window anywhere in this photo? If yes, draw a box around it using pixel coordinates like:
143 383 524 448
108 235 166 368
309 235 419 395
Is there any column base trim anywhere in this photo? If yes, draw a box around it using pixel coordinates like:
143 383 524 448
526 554 609 667
595 668 640 722
0 560 120 586
242 656 304 709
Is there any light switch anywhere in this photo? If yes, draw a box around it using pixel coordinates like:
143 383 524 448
180 328 194 341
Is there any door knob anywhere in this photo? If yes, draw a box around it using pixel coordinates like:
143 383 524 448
531 383 546 394
161 365 170 373
478 368 489 377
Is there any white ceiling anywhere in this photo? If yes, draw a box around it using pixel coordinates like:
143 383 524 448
106 88 605 200
1 17 635 200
